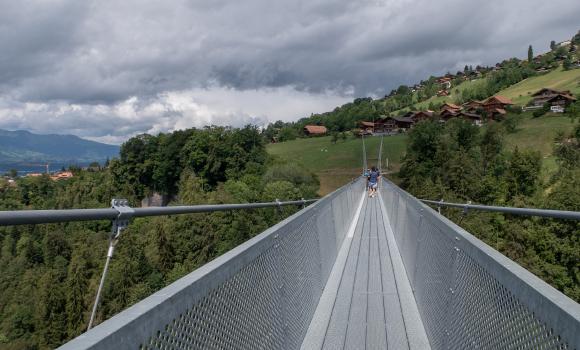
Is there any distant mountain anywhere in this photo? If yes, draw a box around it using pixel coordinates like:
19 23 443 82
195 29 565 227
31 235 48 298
0 129 119 163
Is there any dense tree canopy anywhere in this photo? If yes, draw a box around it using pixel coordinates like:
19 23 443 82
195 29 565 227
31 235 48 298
399 120 580 302
0 126 319 349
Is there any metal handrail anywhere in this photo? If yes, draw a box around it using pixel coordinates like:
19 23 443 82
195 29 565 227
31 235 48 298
385 180 580 348
59 179 363 349
421 199 580 220
0 197 319 332
0 199 318 226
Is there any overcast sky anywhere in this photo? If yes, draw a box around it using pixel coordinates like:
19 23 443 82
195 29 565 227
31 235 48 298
0 0 578 144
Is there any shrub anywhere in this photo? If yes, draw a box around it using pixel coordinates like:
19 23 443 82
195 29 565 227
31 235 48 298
533 103 550 118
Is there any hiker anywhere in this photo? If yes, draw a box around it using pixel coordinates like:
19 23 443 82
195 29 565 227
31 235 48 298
367 166 380 198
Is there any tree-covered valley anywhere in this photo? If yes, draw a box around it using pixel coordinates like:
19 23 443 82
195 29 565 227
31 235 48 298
0 126 319 349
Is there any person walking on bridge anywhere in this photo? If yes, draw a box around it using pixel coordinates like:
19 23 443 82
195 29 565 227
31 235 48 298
367 166 380 198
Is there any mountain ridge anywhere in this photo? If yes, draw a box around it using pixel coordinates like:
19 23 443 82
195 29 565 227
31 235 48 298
0 129 119 163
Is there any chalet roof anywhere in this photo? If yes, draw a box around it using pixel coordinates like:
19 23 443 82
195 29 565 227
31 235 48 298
360 121 375 127
389 116 414 123
531 88 571 97
547 94 577 102
492 108 507 115
413 110 434 117
463 100 483 106
442 102 461 109
303 125 327 134
484 95 513 105
440 108 459 115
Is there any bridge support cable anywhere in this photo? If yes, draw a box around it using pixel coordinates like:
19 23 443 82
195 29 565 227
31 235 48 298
87 199 134 331
361 134 367 173
421 199 580 220
377 135 383 172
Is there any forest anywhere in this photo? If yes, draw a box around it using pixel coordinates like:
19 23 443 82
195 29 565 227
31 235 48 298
398 118 580 302
0 126 319 349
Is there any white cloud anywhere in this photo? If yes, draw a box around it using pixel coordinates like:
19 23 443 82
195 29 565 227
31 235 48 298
0 0 578 142
0 86 349 144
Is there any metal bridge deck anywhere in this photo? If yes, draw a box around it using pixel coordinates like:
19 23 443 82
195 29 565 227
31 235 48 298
302 195 430 350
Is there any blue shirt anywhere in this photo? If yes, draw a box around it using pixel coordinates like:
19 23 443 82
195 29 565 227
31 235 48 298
369 170 379 183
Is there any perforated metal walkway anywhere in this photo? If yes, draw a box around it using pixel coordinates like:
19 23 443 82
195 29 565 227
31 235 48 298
301 195 430 350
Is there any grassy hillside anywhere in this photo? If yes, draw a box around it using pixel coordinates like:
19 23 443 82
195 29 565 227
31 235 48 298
389 78 489 115
267 113 577 194
414 78 488 109
267 134 408 195
497 67 580 105
504 113 577 179
269 66 580 195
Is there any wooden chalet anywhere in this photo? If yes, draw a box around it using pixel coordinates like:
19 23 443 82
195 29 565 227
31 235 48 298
458 112 483 126
358 120 387 134
440 102 461 118
531 88 575 108
437 77 452 90
440 110 483 126
383 116 414 132
462 100 483 113
437 90 449 97
303 125 327 136
440 109 459 120
411 110 435 123
482 95 513 119
547 94 576 108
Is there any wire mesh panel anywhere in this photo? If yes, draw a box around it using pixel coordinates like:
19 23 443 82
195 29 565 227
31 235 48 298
379 179 580 350
60 179 364 350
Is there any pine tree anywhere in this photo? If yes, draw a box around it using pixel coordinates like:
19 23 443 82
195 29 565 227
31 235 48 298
528 45 534 63
65 250 89 337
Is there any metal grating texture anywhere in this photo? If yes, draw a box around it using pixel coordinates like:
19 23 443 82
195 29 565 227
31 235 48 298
380 178 580 349
60 179 364 350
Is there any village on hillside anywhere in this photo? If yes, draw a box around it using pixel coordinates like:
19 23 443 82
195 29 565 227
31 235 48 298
268 32 580 142
354 87 577 136
303 85 577 137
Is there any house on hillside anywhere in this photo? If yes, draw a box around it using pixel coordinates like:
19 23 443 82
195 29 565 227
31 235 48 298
411 110 435 123
436 77 452 90
440 102 461 117
547 94 577 110
359 120 387 134
482 95 514 119
458 112 484 126
440 109 459 121
462 100 484 113
531 88 576 109
383 116 414 132
437 90 449 97
303 125 327 136
50 171 74 181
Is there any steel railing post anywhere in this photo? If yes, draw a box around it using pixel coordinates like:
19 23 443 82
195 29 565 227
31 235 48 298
87 199 134 330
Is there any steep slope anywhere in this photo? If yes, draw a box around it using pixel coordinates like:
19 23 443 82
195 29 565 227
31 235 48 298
497 67 580 105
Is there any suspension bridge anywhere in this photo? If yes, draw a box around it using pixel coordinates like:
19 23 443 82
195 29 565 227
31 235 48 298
0 136 578 349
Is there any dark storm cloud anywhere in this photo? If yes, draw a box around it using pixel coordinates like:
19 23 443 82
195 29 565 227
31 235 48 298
0 0 578 141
